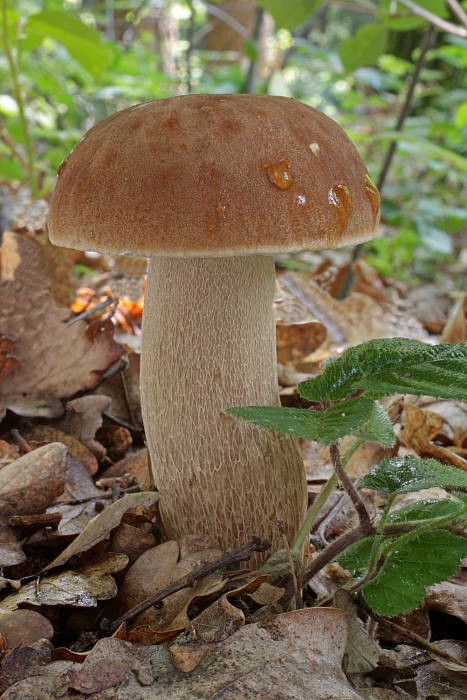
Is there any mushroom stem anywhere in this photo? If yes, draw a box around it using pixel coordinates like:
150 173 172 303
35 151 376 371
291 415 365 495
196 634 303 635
141 255 307 559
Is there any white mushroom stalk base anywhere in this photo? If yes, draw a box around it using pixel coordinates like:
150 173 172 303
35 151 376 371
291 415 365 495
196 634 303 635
141 255 307 560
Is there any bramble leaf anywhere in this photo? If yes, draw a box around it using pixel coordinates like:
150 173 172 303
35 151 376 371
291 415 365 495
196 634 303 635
363 529 467 616
362 456 467 494
298 339 467 403
228 397 395 446
387 499 465 524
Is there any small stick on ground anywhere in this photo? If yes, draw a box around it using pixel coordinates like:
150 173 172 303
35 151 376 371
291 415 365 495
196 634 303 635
10 428 32 453
109 537 270 633
356 592 467 667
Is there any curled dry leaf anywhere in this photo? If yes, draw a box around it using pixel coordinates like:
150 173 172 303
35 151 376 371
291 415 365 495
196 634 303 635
0 443 67 517
276 321 327 368
0 520 26 567
0 567 118 612
0 232 123 420
402 405 467 471
0 609 54 649
100 448 151 489
97 351 143 429
44 491 161 572
56 395 112 461
23 424 98 475
441 294 467 343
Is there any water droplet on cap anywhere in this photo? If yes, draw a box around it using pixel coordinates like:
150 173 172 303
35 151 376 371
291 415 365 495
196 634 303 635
309 142 320 156
364 173 381 222
328 184 352 234
293 194 306 207
57 157 68 177
264 160 293 190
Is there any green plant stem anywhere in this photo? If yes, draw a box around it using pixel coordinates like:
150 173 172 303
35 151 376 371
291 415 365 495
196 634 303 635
383 511 463 560
1 0 38 198
291 437 365 554
367 494 395 574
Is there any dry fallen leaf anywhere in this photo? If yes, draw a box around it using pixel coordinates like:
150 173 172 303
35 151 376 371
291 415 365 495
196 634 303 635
402 405 467 471
45 491 161 572
3 609 360 698
0 232 123 419
56 394 112 461
0 609 54 649
276 320 327 367
0 520 26 567
0 442 67 517
23 424 99 475
441 294 467 343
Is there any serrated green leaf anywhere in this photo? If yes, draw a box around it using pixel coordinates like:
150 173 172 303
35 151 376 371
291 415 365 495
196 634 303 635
339 25 388 73
363 530 467 616
298 339 467 402
24 11 113 77
228 397 394 446
259 0 322 30
387 499 465 524
363 456 467 495
338 536 374 580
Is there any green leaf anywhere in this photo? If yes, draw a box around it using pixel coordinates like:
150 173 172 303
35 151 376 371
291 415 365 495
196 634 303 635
298 339 467 402
0 158 25 181
339 25 388 73
387 498 465 524
24 11 113 77
363 456 467 495
363 530 467 616
228 398 395 446
456 101 467 128
259 0 322 30
338 536 374 580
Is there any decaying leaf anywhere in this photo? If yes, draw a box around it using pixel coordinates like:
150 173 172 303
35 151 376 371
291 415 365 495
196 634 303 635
441 294 467 343
0 520 26 567
45 491 161 571
1 609 360 698
402 405 467 471
0 609 54 649
0 232 123 419
56 394 112 460
23 424 99 475
0 443 67 517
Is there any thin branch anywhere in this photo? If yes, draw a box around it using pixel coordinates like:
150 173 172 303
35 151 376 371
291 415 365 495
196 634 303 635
245 7 265 94
330 443 371 530
395 0 467 37
445 0 467 28
376 25 437 192
356 593 467 666
109 537 270 632
281 521 374 603
201 0 250 38
347 25 436 278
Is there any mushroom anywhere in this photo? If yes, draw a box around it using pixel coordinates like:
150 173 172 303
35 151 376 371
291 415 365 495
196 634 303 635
47 94 380 559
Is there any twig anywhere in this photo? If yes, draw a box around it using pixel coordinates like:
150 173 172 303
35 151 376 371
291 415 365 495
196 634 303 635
0 125 26 168
201 0 250 38
445 0 467 28
395 0 467 37
109 537 270 632
376 25 436 193
103 410 143 433
356 592 467 666
64 296 115 326
347 25 436 280
330 442 371 530
281 521 374 603
245 7 265 94
10 428 32 452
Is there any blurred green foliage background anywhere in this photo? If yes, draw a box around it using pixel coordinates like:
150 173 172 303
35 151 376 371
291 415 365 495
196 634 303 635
1 0 466 280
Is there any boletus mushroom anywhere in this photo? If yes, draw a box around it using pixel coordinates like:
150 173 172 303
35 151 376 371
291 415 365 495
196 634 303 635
47 94 380 560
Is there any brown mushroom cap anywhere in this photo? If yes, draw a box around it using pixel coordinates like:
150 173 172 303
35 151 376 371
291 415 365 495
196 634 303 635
47 94 380 257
